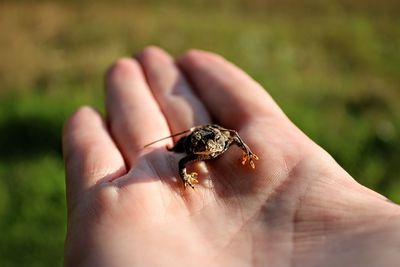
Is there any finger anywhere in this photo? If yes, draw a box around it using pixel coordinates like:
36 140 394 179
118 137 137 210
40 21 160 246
105 58 171 165
62 106 126 209
178 50 288 129
137 46 211 137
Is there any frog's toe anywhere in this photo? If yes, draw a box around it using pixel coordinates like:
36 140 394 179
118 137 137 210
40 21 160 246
249 153 259 168
240 152 247 165
240 152 259 169
184 172 199 189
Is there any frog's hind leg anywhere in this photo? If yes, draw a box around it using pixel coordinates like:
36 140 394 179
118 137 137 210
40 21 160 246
178 154 204 189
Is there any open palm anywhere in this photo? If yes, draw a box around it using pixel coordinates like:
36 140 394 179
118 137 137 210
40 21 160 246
63 47 400 267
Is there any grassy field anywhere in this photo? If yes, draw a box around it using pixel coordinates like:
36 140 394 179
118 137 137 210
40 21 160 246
0 1 399 266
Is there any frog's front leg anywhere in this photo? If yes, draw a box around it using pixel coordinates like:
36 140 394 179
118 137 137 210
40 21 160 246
178 154 204 189
166 136 186 153
230 131 259 169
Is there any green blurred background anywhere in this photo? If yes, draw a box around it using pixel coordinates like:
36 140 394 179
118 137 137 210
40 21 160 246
0 0 399 266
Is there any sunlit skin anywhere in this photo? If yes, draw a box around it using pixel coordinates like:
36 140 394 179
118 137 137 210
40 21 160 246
63 47 400 267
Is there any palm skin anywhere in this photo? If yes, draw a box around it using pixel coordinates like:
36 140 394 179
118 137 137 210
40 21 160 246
63 47 400 267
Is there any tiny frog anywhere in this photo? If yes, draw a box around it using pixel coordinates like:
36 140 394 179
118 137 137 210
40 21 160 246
161 124 259 189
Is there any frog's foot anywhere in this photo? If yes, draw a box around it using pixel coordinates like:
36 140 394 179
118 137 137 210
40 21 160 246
240 151 259 169
184 172 199 189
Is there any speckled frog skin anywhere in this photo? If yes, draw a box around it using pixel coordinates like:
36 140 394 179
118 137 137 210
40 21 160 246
167 124 259 189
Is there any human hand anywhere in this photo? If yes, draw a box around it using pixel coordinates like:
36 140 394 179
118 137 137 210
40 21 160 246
63 47 400 267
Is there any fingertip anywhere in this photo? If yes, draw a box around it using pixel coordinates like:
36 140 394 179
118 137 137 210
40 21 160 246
135 46 174 82
106 57 142 89
136 45 172 64
62 106 105 163
63 106 101 138
178 49 225 67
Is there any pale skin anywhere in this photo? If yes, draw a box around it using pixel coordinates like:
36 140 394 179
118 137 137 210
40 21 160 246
63 47 400 267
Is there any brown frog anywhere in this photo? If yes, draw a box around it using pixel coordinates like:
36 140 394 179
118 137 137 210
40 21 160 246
165 124 259 189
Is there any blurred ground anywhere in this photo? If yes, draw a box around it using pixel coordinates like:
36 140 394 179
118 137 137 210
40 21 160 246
0 0 399 266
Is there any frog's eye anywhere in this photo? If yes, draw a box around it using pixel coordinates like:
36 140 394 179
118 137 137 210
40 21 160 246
222 131 230 136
